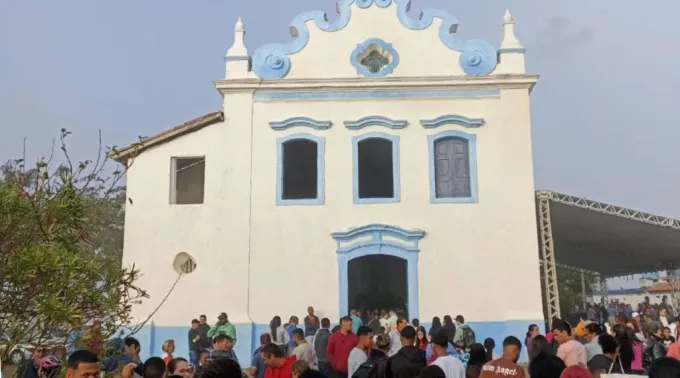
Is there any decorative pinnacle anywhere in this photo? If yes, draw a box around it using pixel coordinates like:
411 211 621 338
226 16 248 58
235 17 244 32
503 9 514 24
500 9 523 50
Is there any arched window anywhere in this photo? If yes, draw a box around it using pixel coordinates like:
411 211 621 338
428 130 478 203
352 132 400 204
276 134 325 205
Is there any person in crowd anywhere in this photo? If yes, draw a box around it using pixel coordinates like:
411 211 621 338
441 316 456 345
17 346 46 378
367 311 381 334
262 343 297 378
379 311 389 329
197 357 243 378
430 332 465 378
429 317 442 339
559 365 592 378
271 316 288 348
625 327 644 374
420 366 446 378
386 310 398 331
327 316 357 378
644 321 667 372
140 357 168 378
660 308 670 328
483 338 498 361
649 357 680 378
249 333 272 378
529 335 566 378
673 317 680 341
189 319 204 364
663 327 676 348
168 358 192 378
611 324 633 372
583 323 603 362
552 319 586 367
65 351 100 378
288 316 301 352
37 356 62 378
352 334 391 378
162 339 175 365
631 312 646 340
121 336 145 377
466 344 488 378
291 360 311 378
199 315 211 335
210 334 239 362
351 310 364 334
304 307 320 341
195 349 211 377
417 326 429 351
389 326 427 378
479 336 525 378
314 318 333 376
82 320 104 356
292 328 317 368
453 316 474 351
348 326 373 378
525 324 540 359
389 317 408 356
209 313 237 344
426 330 459 365
413 319 421 328
587 334 623 378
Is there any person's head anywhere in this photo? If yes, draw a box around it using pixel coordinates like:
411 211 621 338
598 334 618 358
168 358 191 378
400 325 416 347
551 319 572 344
198 350 210 366
649 357 680 378
530 335 552 361
340 316 352 332
289 316 299 325
162 339 175 354
432 317 441 328
631 312 640 321
321 318 330 329
143 357 168 378
196 357 242 378
218 312 228 325
396 317 408 331
527 324 540 339
468 344 487 365
389 309 396 317
648 321 663 337
417 326 427 342
191 319 200 329
374 334 391 353
260 333 272 346
124 337 141 357
213 334 234 351
483 338 495 361
664 327 673 339
455 315 465 325
584 323 601 342
38 356 62 378
661 308 668 317
528 356 566 378
350 309 357 316
431 331 449 357
501 336 522 363
418 365 446 378
307 306 314 316
291 360 310 378
32 346 47 364
199 315 207 324
261 343 285 368
65 351 100 378
357 326 374 350
292 328 305 344
412 319 420 328
644 313 654 323
443 315 453 325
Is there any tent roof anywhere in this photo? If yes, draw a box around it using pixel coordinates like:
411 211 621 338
538 191 680 278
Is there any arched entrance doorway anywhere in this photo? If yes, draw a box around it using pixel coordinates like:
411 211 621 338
331 224 425 320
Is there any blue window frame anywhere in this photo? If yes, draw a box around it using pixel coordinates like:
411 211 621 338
427 130 479 203
276 133 325 206
352 132 401 204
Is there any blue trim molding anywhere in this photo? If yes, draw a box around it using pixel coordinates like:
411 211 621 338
276 133 326 206
420 115 484 129
331 224 425 319
253 88 500 102
270 117 332 131
427 130 479 203
350 38 400 78
251 0 497 79
345 116 407 130
352 132 401 204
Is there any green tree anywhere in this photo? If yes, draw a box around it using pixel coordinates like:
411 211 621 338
557 266 597 314
0 130 146 366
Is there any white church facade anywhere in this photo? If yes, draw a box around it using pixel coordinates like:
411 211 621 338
116 0 544 362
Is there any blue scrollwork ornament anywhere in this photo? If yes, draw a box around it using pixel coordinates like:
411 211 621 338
459 39 497 76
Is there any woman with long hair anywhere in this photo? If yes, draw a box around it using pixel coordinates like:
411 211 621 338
528 335 565 378
612 324 633 373
442 315 456 344
525 324 540 359
483 338 498 361
466 344 487 378
626 326 644 374
417 326 429 351
429 317 442 339
270 316 282 343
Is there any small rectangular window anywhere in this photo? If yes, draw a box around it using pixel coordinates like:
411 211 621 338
170 157 205 204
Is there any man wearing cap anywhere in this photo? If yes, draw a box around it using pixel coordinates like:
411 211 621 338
208 312 237 344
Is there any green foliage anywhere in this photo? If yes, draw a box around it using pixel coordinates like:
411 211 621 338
0 130 146 364
557 267 597 314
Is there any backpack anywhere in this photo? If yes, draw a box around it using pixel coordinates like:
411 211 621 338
352 357 389 378
462 327 476 350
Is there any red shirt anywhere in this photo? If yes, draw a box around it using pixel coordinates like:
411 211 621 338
264 356 297 378
326 330 357 373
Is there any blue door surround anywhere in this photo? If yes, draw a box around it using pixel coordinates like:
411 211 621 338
331 224 425 320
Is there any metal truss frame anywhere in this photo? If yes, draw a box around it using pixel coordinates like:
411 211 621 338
536 190 680 321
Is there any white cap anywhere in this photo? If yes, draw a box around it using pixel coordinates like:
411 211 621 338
632 312 640 317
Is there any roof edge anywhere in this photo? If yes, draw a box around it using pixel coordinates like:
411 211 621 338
110 111 224 164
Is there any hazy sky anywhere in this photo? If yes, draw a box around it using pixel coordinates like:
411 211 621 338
1 0 678 277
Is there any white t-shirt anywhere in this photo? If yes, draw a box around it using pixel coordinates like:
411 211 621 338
433 355 466 378
348 348 368 378
292 343 317 368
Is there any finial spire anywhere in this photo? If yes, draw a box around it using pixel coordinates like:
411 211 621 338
225 16 251 79
226 17 248 57
235 17 244 32
500 9 523 50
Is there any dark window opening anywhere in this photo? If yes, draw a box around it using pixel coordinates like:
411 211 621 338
348 255 408 317
434 137 471 198
357 138 394 199
173 157 205 204
282 139 318 200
